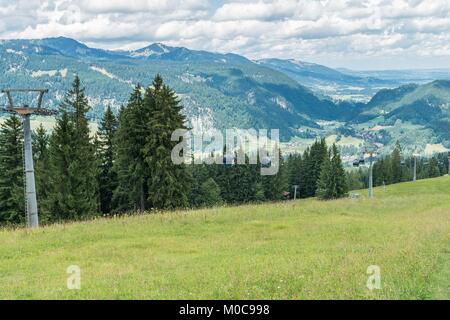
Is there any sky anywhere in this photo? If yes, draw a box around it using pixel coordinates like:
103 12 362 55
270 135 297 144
1 0 450 70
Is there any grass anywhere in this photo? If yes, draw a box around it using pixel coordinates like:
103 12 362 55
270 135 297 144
0 177 449 300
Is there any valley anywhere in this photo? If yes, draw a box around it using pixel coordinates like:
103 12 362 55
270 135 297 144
1 37 450 159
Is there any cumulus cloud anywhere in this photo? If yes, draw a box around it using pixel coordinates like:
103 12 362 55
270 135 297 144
1 0 450 69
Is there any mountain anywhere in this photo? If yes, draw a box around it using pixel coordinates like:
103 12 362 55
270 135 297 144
361 80 450 119
0 37 357 140
0 37 123 60
258 58 362 84
338 68 450 84
257 58 396 102
355 80 450 146
0 37 449 153
125 43 252 65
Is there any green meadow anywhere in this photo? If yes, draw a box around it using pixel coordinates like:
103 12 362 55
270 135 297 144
0 177 449 300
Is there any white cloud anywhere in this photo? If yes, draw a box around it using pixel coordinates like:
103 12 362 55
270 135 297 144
212 0 298 21
1 0 450 69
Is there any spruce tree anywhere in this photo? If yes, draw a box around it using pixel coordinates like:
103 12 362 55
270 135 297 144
189 163 210 207
33 124 49 160
428 157 441 178
230 149 259 203
317 144 348 200
316 149 332 200
215 147 234 203
47 111 75 220
331 144 348 197
113 85 151 212
199 178 222 207
346 167 366 190
69 76 98 217
0 115 24 224
33 124 51 221
262 148 287 201
97 106 118 214
373 156 393 187
297 152 309 198
144 75 192 209
303 139 328 197
391 141 402 183
47 76 98 220
287 153 303 199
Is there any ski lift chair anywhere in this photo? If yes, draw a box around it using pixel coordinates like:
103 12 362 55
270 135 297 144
223 154 235 167
261 156 272 168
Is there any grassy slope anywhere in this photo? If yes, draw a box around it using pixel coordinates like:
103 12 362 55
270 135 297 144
0 177 449 300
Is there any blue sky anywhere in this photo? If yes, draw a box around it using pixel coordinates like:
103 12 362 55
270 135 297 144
1 0 450 70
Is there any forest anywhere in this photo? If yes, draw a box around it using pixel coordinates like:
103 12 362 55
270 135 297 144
0 75 447 226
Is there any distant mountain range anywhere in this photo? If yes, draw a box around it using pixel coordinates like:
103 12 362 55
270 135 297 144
0 37 355 139
1 37 449 154
256 58 396 102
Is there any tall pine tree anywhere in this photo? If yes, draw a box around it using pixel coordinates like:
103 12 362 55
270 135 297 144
303 139 328 197
113 85 151 212
97 106 118 214
33 124 51 221
428 157 441 178
262 148 287 201
0 115 24 224
390 141 402 183
47 76 98 220
317 144 348 200
144 75 192 209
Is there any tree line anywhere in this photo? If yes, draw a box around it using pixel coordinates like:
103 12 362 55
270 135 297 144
0 75 348 226
346 141 449 190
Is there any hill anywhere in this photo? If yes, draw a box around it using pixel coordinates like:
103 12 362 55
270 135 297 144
0 37 346 140
356 80 450 144
257 58 396 102
1 177 449 299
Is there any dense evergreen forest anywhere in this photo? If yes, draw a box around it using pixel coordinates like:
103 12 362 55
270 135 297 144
0 76 447 226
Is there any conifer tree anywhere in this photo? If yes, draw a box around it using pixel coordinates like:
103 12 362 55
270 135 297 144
33 124 50 221
316 149 332 200
199 178 222 207
331 144 348 197
0 115 24 224
144 75 192 209
262 148 287 201
33 124 49 160
303 139 328 197
46 111 75 220
391 141 402 183
113 85 151 212
373 155 393 186
97 106 118 214
230 149 259 203
215 146 234 203
346 167 367 190
47 76 97 220
287 153 303 199
300 147 311 197
215 165 232 203
428 157 441 178
317 144 348 200
189 165 204 208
